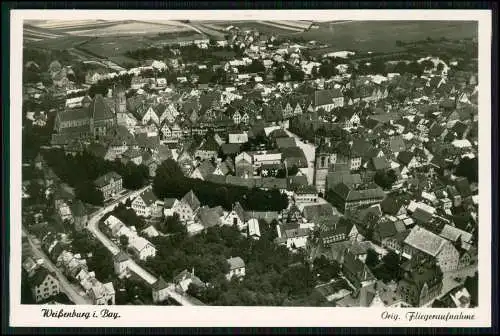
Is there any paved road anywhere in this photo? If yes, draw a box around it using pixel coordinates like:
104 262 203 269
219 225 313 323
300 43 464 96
86 186 201 306
285 129 316 185
23 228 92 305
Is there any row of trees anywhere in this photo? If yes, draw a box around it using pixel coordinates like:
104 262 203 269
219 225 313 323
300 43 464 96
71 230 115 283
42 148 149 205
125 44 243 64
142 222 331 306
153 159 289 211
87 73 134 97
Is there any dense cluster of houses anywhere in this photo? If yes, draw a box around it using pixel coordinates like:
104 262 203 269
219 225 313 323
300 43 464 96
38 233 115 305
22 26 478 307
103 214 157 261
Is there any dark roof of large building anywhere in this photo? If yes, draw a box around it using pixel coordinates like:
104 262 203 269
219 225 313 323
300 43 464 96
397 151 415 166
380 195 407 215
327 172 362 190
302 203 336 222
332 183 386 202
221 143 241 156
136 133 160 149
198 137 220 152
94 171 122 188
90 94 114 121
351 138 374 158
314 88 343 106
58 107 89 122
375 220 398 240
137 189 158 207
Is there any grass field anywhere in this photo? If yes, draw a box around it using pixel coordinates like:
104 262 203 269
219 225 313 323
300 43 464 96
25 20 199 37
294 21 478 53
77 36 154 61
26 35 93 50
233 21 301 35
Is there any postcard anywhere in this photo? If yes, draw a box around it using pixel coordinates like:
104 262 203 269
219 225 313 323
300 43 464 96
9 9 492 328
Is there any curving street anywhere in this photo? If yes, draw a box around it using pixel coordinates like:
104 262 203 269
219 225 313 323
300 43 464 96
86 186 202 306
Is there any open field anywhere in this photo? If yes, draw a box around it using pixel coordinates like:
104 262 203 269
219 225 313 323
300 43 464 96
77 36 154 63
294 21 478 53
26 35 93 50
256 21 304 32
61 22 193 37
149 30 205 41
267 20 313 30
195 22 227 32
25 20 200 37
229 21 304 35
189 22 226 39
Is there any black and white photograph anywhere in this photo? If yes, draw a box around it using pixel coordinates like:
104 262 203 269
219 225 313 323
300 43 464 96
8 9 493 328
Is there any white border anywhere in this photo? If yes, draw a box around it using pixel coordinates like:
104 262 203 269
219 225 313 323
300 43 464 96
10 10 492 328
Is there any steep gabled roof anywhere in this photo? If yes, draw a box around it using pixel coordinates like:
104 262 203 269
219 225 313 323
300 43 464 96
90 94 114 121
137 188 158 207
314 88 343 106
397 151 415 166
404 225 448 257
182 190 201 211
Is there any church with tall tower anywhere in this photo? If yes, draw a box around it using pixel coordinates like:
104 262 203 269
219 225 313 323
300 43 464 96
54 92 117 139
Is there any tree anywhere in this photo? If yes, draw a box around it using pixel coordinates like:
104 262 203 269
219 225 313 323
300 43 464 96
274 67 285 82
373 250 402 283
313 255 340 283
455 157 478 183
161 213 187 236
365 248 379 268
406 61 425 77
87 245 114 282
111 203 147 231
119 234 129 247
382 250 400 268
464 272 478 307
374 169 398 190
421 59 434 71
75 182 104 206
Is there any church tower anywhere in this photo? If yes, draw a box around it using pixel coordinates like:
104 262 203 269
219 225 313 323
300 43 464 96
314 137 338 196
114 85 127 114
